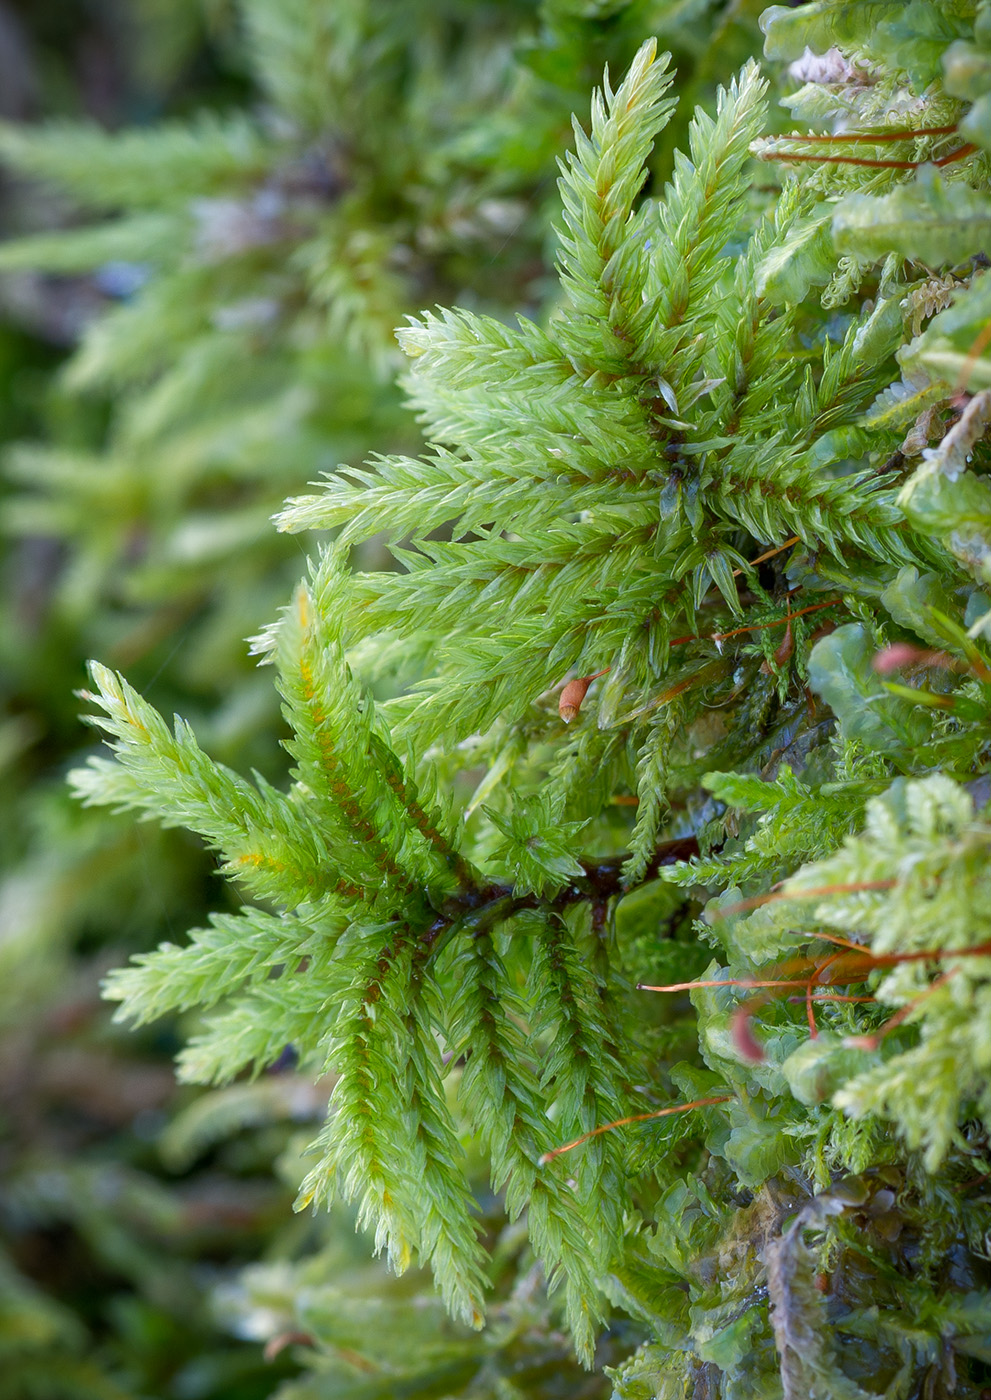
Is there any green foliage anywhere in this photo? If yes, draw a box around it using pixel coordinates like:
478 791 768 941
777 776 991 1171
0 5 760 1397
8 0 991 1397
834 174 991 265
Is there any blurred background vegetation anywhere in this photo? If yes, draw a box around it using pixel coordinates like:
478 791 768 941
0 3 765 1395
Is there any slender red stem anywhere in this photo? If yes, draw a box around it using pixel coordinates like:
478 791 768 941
538 1095 733 1164
810 931 874 953
806 973 819 1036
958 320 991 391
639 976 812 993
710 600 840 644
670 598 840 649
718 879 896 917
731 535 800 578
763 143 975 170
870 940 991 967
845 970 959 1051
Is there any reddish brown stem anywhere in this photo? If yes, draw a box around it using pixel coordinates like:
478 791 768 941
763 144 975 170
806 969 821 1036
643 942 991 1003
864 940 991 969
718 879 896 918
959 321 991 391
807 931 868 954
731 535 800 578
845 970 959 1051
639 976 812 993
670 598 840 650
538 1095 733 1164
710 600 839 644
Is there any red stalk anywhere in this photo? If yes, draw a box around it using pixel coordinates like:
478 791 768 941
717 879 896 918
538 1095 732 1164
844 970 959 1051
763 144 975 170
669 598 840 650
